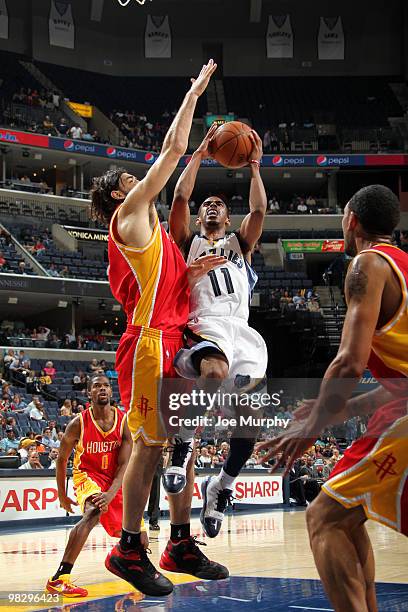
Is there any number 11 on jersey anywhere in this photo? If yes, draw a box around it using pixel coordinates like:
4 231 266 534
208 267 235 297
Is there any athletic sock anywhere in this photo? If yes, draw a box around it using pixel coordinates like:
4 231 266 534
120 528 141 551
217 467 237 490
170 522 190 542
223 437 256 478
52 561 73 580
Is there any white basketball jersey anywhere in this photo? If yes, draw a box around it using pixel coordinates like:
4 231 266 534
318 16 344 60
49 1 75 49
145 15 171 58
186 233 252 321
266 15 293 59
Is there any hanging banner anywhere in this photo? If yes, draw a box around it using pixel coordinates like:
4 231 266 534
266 15 293 59
67 102 93 118
318 16 344 60
281 239 345 253
0 0 8 40
145 15 171 58
49 0 75 49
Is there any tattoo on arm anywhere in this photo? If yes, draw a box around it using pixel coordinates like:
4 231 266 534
346 260 368 302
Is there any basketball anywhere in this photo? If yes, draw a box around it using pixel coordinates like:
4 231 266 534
208 121 253 168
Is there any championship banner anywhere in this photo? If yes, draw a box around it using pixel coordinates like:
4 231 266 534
318 16 344 60
266 15 293 59
49 0 75 49
67 102 93 118
0 0 8 40
281 239 345 254
160 474 283 510
145 15 171 58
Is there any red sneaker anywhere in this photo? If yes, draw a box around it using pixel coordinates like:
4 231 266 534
159 536 229 580
105 543 173 596
46 574 88 598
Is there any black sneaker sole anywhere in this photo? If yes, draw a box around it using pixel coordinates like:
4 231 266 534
106 556 174 596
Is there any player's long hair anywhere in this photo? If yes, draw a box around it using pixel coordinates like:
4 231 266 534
90 168 127 226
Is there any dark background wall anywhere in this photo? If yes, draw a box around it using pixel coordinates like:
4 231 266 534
0 0 404 77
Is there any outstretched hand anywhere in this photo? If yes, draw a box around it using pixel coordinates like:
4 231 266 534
248 129 263 163
187 254 225 288
190 59 217 97
196 122 219 159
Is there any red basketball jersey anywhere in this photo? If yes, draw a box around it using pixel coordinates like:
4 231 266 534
108 209 190 333
73 407 126 489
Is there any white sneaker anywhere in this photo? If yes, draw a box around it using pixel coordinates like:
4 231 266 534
162 436 193 495
200 476 233 538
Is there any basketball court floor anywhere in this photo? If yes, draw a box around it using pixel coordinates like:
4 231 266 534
1 509 407 611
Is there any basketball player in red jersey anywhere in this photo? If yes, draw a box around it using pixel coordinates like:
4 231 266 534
46 374 144 597
257 184 408 612
90 60 228 597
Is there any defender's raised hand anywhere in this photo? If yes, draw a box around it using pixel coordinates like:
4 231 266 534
190 59 217 97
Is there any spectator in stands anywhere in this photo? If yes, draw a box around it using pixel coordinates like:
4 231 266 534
0 228 11 246
270 130 279 152
18 449 42 470
16 261 27 275
87 358 100 373
41 426 58 449
297 199 308 214
54 430 64 448
37 326 50 341
0 251 7 271
306 195 317 212
271 197 281 214
47 447 59 469
60 399 72 417
70 125 83 140
18 439 37 464
0 426 20 453
263 130 271 153
28 397 47 421
73 370 88 391
9 354 27 385
42 115 56 136
43 360 56 379
3 349 15 379
10 393 27 412
60 265 70 277
196 447 212 467
55 117 69 137
280 290 293 313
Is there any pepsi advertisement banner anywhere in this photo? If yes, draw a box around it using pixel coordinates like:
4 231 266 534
1 130 407 169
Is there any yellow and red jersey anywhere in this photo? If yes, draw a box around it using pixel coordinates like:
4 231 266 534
73 406 126 490
362 244 408 385
108 209 190 333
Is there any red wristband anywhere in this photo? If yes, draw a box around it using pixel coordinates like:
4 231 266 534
250 159 260 166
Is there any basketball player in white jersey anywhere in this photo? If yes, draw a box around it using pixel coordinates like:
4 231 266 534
164 125 268 537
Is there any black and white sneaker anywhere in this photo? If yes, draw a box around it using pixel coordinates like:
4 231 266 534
200 476 234 538
162 436 193 495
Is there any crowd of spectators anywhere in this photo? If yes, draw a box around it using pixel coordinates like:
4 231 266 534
267 194 332 215
110 109 174 152
269 287 322 314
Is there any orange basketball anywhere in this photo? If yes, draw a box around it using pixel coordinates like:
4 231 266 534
208 121 253 169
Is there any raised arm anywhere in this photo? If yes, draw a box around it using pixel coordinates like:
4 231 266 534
239 131 267 252
256 252 390 466
169 123 219 248
56 416 81 513
119 61 217 219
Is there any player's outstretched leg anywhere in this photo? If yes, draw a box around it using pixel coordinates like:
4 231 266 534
201 437 255 537
306 492 376 612
160 445 229 580
163 353 228 495
46 503 101 597
105 440 174 596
